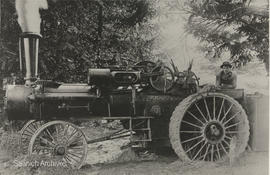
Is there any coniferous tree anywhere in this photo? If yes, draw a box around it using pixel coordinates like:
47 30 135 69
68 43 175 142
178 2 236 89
170 0 269 73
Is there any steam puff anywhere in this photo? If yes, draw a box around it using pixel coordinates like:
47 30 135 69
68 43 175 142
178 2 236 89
16 0 48 34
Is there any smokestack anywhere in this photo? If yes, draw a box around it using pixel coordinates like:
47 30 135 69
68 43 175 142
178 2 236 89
19 33 41 84
15 0 48 85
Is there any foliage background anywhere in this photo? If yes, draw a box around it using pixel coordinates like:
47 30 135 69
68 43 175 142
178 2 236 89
169 0 269 72
0 0 268 85
0 0 157 82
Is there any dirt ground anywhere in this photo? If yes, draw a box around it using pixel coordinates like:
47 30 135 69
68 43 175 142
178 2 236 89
81 151 268 175
0 125 268 175
0 142 268 175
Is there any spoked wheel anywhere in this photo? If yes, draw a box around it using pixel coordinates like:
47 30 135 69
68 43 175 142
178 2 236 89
28 121 88 169
150 66 174 92
169 92 249 162
20 120 45 153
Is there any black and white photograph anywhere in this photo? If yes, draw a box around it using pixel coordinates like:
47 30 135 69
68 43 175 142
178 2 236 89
0 0 269 174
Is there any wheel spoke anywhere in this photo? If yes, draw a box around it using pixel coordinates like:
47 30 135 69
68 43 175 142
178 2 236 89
29 125 36 133
22 131 33 136
34 145 53 153
220 103 234 123
32 122 39 130
182 120 202 129
67 128 79 141
220 142 228 154
63 156 71 165
213 96 216 120
67 151 83 159
68 145 84 149
65 153 78 162
225 135 232 140
210 145 214 162
63 124 69 136
223 111 241 125
225 121 242 130
64 155 73 164
44 128 56 143
34 149 51 155
186 138 205 153
67 133 83 146
217 98 225 121
203 144 210 161
216 144 221 160
68 149 84 155
23 129 35 135
187 111 205 125
38 145 53 150
38 136 55 146
203 98 211 120
182 135 203 144
55 124 61 136
223 139 230 147
198 144 228 161
66 154 81 167
195 103 208 122
27 125 36 133
192 140 207 160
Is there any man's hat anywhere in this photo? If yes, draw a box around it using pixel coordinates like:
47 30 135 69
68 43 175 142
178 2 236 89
220 61 232 68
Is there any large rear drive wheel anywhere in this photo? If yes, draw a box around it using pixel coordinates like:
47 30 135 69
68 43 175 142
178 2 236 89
28 121 88 169
169 92 249 162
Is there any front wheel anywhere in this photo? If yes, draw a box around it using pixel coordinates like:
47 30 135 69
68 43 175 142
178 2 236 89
28 121 88 169
169 92 249 162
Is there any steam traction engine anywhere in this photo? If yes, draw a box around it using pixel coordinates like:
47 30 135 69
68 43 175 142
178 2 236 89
4 33 249 168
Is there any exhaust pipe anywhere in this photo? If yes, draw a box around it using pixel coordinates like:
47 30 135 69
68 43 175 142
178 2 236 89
19 32 42 85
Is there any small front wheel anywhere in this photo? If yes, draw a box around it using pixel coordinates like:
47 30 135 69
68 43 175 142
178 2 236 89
28 121 88 169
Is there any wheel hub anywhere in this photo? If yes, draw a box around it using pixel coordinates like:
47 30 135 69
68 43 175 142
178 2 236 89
204 121 224 144
54 145 66 155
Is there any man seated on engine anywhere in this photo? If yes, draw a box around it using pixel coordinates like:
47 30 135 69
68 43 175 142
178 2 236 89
216 61 237 89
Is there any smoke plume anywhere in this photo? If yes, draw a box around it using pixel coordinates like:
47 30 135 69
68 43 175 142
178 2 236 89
15 0 48 34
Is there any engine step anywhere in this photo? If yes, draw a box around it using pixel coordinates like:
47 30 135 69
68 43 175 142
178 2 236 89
129 117 152 144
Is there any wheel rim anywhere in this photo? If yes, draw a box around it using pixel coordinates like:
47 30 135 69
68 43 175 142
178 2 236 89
177 93 248 162
28 121 87 169
150 66 174 92
20 120 45 154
